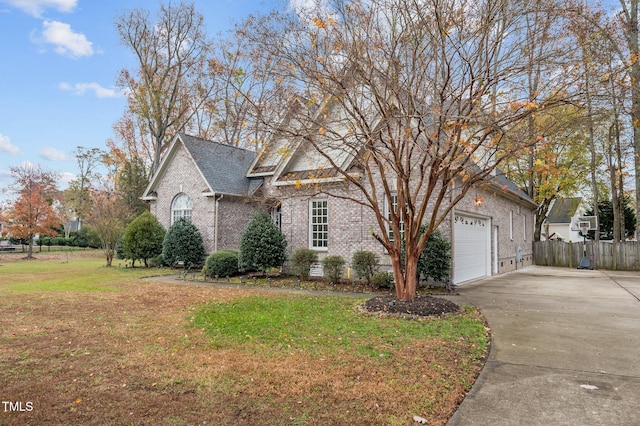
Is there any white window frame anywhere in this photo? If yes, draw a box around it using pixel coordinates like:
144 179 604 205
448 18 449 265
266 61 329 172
385 193 405 243
309 199 328 250
271 205 282 230
509 210 514 240
171 193 192 225
523 213 527 241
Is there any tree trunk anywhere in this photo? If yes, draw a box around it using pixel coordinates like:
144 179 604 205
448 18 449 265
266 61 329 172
27 237 34 259
583 43 599 254
534 197 554 242
624 0 640 239
609 125 621 242
389 250 418 301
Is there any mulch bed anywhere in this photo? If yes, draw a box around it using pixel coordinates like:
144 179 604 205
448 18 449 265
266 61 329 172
360 293 461 318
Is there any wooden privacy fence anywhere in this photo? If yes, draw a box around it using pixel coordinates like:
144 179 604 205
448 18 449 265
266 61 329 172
534 240 640 270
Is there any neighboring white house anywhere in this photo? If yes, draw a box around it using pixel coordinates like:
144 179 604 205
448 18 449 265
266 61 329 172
542 197 588 242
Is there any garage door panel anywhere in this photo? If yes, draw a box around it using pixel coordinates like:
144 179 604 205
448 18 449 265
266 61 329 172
454 214 488 284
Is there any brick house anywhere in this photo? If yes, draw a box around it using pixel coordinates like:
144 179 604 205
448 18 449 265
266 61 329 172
143 132 536 285
142 134 262 253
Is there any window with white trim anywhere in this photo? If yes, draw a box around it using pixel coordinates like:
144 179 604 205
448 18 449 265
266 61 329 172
523 213 527 241
271 205 282 230
171 193 192 224
385 194 405 243
309 199 328 249
509 210 514 240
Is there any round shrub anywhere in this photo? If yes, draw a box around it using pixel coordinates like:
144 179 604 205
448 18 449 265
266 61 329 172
162 218 206 268
371 271 394 289
351 250 379 284
238 210 287 273
290 248 318 281
122 211 165 267
205 251 239 278
322 255 345 283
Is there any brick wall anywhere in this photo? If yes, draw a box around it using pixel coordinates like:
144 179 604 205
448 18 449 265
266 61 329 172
265 175 534 278
217 197 259 250
454 184 534 274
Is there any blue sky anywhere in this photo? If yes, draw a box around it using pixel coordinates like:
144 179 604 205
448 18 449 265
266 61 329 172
0 0 277 193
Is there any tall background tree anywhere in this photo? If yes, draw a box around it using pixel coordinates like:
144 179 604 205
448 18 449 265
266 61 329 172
617 0 640 238
244 0 574 300
115 1 217 174
63 146 103 237
3 164 60 259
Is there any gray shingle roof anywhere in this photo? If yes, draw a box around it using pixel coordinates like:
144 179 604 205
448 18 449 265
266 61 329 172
179 134 259 197
491 169 534 203
546 197 582 224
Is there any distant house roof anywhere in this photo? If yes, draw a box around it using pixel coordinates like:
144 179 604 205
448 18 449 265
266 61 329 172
546 197 583 224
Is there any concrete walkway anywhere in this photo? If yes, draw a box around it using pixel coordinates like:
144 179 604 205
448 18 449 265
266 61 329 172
447 266 640 426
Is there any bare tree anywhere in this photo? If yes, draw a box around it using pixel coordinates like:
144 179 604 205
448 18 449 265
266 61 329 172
247 0 572 300
115 1 216 174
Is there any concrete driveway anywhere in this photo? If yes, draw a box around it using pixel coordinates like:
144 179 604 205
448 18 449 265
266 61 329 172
447 266 640 426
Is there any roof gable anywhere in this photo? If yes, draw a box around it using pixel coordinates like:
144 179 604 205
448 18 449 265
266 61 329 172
179 134 258 196
143 134 259 198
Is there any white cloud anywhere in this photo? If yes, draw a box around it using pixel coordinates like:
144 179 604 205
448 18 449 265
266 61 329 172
0 134 20 154
2 0 76 18
33 20 93 59
59 82 122 98
58 171 75 186
39 147 68 161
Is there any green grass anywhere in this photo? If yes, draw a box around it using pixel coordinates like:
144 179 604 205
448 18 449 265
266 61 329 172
192 295 488 359
0 255 174 293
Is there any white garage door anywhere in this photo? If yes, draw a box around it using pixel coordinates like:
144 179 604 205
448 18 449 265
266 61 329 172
454 214 489 284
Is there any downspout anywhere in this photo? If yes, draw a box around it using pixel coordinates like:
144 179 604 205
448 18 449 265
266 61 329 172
214 194 224 252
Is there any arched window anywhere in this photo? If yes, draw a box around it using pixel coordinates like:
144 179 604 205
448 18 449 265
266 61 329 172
171 193 192 224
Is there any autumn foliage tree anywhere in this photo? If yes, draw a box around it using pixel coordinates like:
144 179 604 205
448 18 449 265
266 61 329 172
503 105 591 241
3 164 60 259
245 0 573 300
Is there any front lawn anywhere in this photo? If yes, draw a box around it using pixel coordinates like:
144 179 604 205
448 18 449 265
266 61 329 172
0 252 488 425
